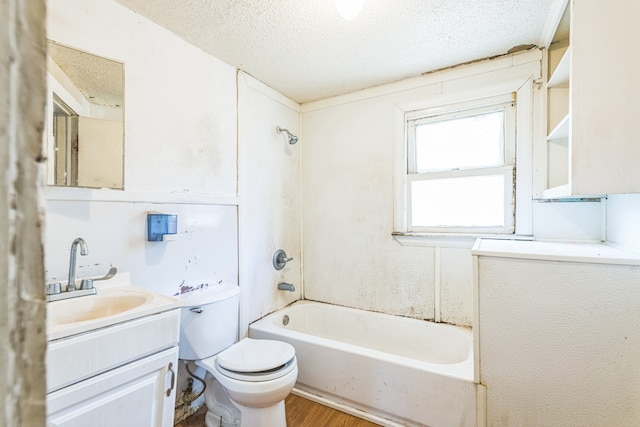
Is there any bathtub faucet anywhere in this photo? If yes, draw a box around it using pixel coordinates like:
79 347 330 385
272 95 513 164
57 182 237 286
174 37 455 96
277 282 295 292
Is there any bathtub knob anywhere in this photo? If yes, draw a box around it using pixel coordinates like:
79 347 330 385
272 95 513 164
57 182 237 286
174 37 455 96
273 249 293 270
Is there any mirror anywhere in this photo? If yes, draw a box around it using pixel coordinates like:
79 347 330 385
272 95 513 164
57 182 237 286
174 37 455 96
46 41 124 189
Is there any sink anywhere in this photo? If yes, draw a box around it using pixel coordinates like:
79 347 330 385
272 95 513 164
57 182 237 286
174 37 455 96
48 294 149 324
46 275 178 341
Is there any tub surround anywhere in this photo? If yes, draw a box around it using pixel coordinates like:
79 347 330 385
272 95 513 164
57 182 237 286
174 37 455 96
237 72 302 334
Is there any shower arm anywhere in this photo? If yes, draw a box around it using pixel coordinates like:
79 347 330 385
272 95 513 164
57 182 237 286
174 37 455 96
276 126 298 145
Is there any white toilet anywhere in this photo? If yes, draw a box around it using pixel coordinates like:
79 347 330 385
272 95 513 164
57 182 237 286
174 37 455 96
178 283 298 427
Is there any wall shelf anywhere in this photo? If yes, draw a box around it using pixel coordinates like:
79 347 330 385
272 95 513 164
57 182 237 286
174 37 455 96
547 114 569 140
542 184 570 200
547 46 571 88
540 0 640 198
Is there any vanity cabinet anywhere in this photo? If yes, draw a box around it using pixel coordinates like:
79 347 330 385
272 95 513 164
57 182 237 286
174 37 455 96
46 309 180 427
47 347 178 427
542 0 640 198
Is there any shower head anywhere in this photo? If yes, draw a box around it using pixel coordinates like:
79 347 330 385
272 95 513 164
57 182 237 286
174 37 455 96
277 126 298 145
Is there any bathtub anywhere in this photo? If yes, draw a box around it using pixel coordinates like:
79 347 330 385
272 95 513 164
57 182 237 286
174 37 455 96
249 300 479 427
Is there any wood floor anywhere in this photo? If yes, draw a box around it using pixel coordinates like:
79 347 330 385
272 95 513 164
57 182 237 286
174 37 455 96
175 393 380 427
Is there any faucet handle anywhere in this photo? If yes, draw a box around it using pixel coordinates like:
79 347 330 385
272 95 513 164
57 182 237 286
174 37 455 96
80 278 94 290
46 283 62 295
273 249 294 270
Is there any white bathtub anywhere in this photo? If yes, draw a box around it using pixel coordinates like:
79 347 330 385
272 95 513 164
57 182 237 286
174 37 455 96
249 300 478 427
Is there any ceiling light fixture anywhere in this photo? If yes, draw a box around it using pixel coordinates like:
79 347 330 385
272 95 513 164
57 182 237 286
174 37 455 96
334 0 364 21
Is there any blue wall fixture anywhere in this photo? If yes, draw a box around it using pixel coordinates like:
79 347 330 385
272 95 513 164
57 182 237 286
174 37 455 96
147 213 177 241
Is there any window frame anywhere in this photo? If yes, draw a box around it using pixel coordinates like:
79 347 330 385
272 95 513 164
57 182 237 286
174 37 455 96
405 95 517 234
391 62 539 244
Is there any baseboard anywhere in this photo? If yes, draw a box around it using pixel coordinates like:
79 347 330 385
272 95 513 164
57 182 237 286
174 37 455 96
291 388 405 427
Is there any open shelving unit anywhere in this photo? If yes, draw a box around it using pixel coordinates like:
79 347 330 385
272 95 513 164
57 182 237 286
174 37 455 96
543 3 571 199
541 0 640 199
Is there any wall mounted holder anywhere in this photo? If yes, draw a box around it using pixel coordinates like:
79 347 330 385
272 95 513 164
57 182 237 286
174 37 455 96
147 213 177 242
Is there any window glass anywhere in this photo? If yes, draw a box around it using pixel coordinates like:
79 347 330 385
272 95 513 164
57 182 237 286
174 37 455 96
414 110 504 173
405 97 515 234
410 175 505 228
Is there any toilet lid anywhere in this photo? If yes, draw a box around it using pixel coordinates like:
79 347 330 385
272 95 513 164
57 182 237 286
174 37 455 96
216 356 297 382
216 338 295 373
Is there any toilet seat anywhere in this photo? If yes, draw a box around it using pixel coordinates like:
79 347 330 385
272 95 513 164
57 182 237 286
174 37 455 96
217 338 295 372
216 356 297 382
212 338 296 382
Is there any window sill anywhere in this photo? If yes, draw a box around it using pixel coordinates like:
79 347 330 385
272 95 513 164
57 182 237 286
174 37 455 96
392 232 534 248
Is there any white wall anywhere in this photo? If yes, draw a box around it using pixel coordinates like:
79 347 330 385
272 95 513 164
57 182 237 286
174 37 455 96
301 84 437 320
532 200 603 242
46 1 241 422
45 0 238 290
477 253 640 426
300 50 601 326
46 0 301 365
45 201 238 296
48 0 237 197
237 72 302 335
607 194 640 251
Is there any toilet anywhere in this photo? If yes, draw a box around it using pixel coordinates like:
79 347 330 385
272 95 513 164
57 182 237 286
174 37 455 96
178 283 298 427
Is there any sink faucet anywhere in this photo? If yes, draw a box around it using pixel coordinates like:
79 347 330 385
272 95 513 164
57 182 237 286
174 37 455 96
67 237 88 292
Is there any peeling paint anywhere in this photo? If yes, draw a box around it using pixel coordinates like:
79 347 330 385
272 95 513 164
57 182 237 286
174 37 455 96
1 0 48 425
173 279 223 296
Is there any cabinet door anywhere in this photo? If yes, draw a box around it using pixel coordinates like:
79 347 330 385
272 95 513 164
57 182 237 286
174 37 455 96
47 347 178 427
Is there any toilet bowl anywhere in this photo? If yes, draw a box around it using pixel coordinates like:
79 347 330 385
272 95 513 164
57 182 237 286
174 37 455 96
178 283 297 427
197 339 298 426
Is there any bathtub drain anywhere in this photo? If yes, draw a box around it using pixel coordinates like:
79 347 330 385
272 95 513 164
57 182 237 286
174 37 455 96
282 315 289 326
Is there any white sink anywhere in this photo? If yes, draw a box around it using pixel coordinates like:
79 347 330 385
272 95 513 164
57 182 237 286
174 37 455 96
46 274 178 341
48 294 149 324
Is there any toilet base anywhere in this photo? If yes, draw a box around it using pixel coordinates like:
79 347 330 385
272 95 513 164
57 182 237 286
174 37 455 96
204 402 286 427
236 401 286 427
204 375 240 427
204 374 288 427
205 410 239 427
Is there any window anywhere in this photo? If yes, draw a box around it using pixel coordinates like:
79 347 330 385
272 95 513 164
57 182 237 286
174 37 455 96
52 95 79 187
405 95 516 234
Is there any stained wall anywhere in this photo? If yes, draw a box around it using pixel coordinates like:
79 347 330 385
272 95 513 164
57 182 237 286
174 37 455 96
0 0 48 425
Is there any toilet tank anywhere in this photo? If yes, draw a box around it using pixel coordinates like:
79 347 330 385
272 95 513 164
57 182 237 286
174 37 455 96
177 282 241 360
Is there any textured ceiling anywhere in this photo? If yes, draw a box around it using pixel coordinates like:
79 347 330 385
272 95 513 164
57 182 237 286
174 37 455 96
115 0 560 103
48 41 124 108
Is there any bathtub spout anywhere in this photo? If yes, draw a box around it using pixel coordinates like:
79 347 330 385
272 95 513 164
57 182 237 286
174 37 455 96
278 282 295 292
